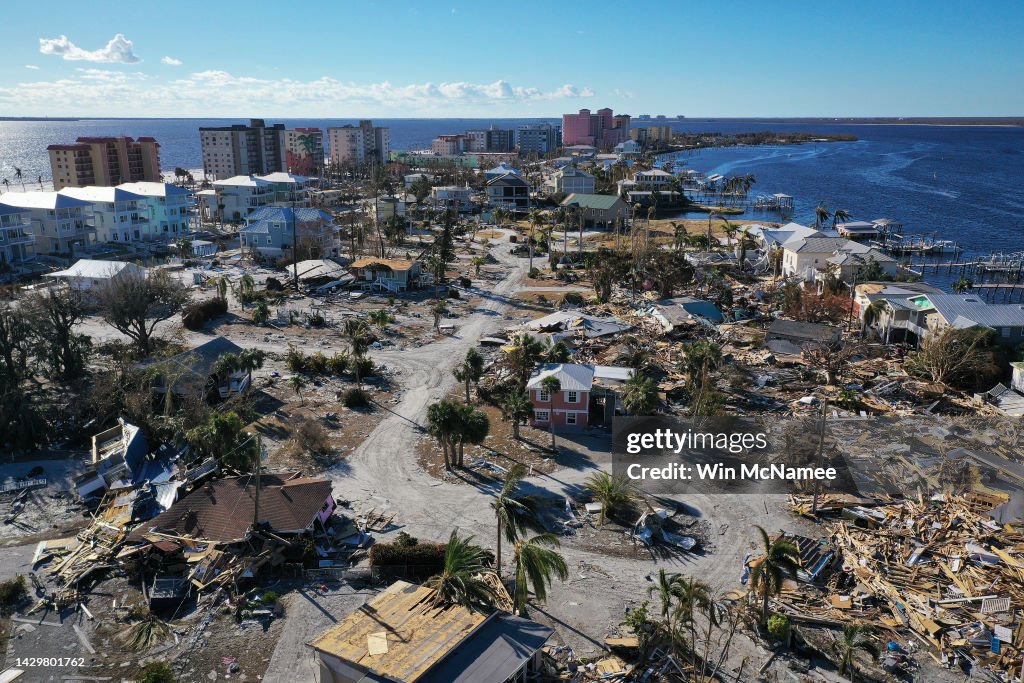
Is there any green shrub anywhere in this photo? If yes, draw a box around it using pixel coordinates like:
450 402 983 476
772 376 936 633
369 540 445 580
307 352 329 375
447 288 461 299
395 531 418 547
0 575 27 612
285 346 306 373
767 613 790 641
342 387 371 408
261 591 279 605
139 661 175 683
327 353 350 375
181 297 228 331
458 276 471 288
305 311 327 327
563 292 584 306
352 357 375 379
528 268 540 278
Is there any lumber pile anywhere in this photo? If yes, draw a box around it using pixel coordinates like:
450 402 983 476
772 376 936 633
775 496 1024 678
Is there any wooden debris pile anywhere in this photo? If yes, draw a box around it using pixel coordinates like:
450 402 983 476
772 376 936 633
775 496 1024 679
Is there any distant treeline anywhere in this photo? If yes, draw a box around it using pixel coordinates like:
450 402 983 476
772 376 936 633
672 131 857 149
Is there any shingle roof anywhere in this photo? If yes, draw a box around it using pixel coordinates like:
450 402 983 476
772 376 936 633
130 474 333 543
153 336 244 390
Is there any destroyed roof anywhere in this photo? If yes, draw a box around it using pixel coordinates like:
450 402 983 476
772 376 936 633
522 311 630 338
307 580 489 682
294 259 350 281
526 363 595 392
767 319 842 343
350 257 418 271
652 296 725 324
130 474 332 543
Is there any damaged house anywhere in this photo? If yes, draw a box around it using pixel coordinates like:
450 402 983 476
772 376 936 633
527 363 634 429
308 579 553 683
764 319 842 356
151 336 252 402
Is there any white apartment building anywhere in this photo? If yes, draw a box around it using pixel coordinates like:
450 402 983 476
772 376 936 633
0 191 94 255
60 186 153 244
326 120 390 167
117 182 195 238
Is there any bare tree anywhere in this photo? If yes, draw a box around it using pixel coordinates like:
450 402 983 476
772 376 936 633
906 326 1002 390
23 287 91 382
95 269 191 355
802 341 863 386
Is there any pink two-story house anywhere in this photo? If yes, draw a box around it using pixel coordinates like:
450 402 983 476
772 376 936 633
527 363 634 429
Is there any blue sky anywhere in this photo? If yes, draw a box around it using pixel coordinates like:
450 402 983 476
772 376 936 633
1 0 1021 118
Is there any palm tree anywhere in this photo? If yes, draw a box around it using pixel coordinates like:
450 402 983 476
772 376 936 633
431 300 447 333
674 576 716 655
671 221 688 251
832 209 851 228
425 530 498 609
427 399 462 470
236 274 255 310
720 219 738 247
511 533 568 613
500 390 532 440
861 300 888 339
453 347 485 404
367 308 393 330
491 464 539 571
540 375 561 450
343 318 371 386
527 209 544 273
289 375 306 405
748 525 800 623
1 179 8 193
506 333 545 388
471 256 485 275
584 471 637 527
951 276 973 293
454 404 488 467
682 340 723 380
622 374 658 415
541 339 571 363
14 167 24 191
252 300 270 325
814 203 831 229
648 568 682 635
834 623 875 682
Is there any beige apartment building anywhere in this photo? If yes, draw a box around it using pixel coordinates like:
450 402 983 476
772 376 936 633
326 120 390 167
48 136 161 190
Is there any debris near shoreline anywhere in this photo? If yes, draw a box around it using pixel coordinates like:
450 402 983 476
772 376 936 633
774 493 1024 680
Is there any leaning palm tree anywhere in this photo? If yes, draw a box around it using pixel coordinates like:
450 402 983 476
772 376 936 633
540 375 561 450
584 471 637 527
425 530 498 609
622 374 658 415
491 464 539 571
748 525 800 623
511 533 568 613
951 276 973 294
648 568 682 633
236 274 256 309
834 623 876 682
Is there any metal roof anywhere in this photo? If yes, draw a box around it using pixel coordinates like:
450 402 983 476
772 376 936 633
0 191 93 210
560 193 624 211
117 182 193 198
45 259 140 280
922 294 1024 328
527 363 595 391
786 237 869 254
60 186 147 203
418 612 553 683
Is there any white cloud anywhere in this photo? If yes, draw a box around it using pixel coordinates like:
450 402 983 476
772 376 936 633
24 64 40 70
0 71 594 117
39 33 141 64
161 56 182 66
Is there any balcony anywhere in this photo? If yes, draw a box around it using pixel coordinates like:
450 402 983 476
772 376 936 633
0 231 37 246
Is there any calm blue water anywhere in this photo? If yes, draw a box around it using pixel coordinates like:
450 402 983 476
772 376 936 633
1 118 1021 264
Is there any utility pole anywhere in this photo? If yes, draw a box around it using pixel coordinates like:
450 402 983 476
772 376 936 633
811 397 829 515
253 436 262 528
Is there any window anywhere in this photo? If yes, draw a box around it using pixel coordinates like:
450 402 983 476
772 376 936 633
1003 327 1013 338
538 390 550 402
567 391 578 403
534 410 549 422
566 413 577 425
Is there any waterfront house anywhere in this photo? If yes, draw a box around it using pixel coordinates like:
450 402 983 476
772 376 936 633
241 207 339 261
60 186 151 243
781 237 870 281
527 363 634 429
552 165 596 196
559 193 629 227
0 191 92 255
349 257 425 293
211 175 274 222
307 579 552 683
117 182 195 238
486 173 530 212
0 201 36 270
825 248 899 282
745 222 824 250
905 294 1024 347
835 220 880 240
44 258 142 291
